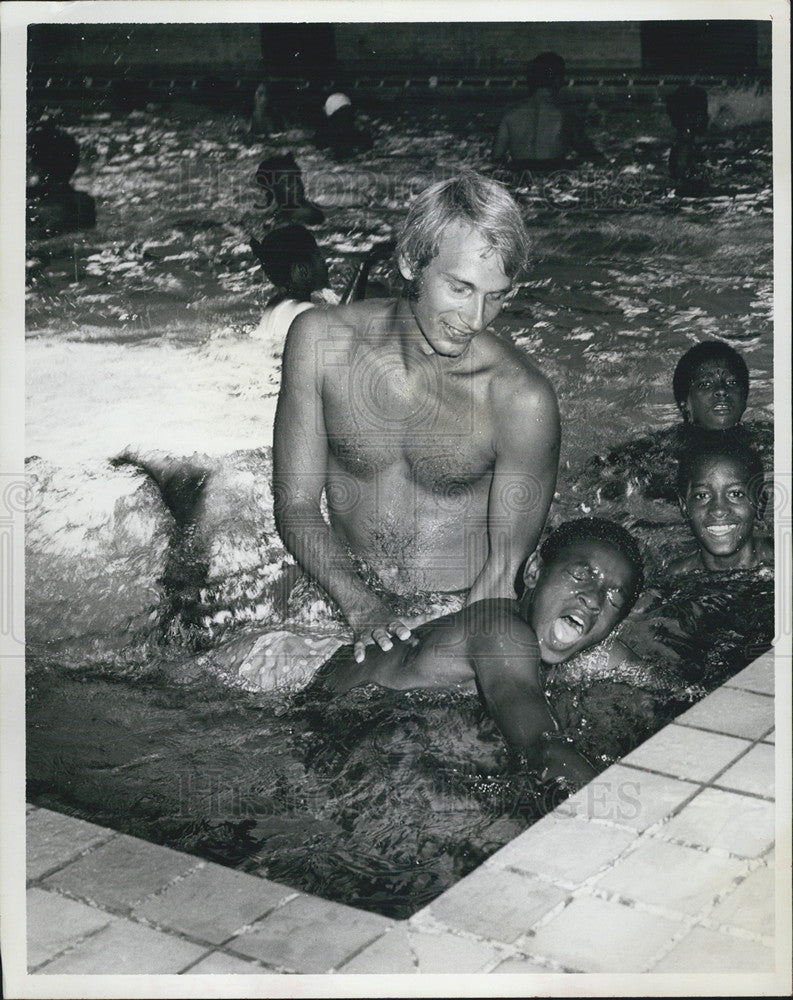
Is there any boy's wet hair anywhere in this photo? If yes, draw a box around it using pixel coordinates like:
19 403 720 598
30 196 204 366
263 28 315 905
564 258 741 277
526 52 565 91
672 340 750 405
251 224 326 299
396 169 530 285
676 439 766 509
539 517 645 611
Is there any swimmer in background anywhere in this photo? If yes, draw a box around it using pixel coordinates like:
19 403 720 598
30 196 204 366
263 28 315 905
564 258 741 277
305 518 645 790
670 442 772 575
666 85 709 198
250 81 285 136
27 123 96 238
315 92 373 159
250 224 338 351
255 152 325 227
492 52 601 176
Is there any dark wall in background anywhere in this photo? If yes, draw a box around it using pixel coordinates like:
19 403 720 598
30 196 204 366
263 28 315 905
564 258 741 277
27 20 770 79
334 21 642 74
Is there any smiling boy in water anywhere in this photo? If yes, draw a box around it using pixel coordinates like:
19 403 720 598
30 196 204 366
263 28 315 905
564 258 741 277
670 442 773 574
309 518 644 789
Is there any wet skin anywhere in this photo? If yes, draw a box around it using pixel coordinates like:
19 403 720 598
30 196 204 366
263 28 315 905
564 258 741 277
274 220 559 661
523 539 636 666
398 220 513 359
678 457 771 571
315 539 639 788
681 361 747 430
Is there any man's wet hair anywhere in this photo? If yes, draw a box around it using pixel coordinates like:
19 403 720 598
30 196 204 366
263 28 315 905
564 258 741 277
538 517 645 611
527 52 566 92
676 439 766 510
251 224 327 300
672 340 750 406
396 169 530 286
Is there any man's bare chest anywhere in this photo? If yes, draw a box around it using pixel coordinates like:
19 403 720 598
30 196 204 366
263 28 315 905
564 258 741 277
323 354 495 488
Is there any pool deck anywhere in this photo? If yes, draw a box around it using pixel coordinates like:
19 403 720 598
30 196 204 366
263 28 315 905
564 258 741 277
19 648 790 992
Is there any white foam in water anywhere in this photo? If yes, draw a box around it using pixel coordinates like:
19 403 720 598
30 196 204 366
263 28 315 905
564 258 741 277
26 328 281 463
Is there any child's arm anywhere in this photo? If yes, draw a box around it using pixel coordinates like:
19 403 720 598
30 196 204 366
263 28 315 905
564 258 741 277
467 603 596 788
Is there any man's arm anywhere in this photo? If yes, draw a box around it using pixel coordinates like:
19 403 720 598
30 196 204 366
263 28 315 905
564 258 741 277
466 374 560 605
468 601 596 788
273 310 410 662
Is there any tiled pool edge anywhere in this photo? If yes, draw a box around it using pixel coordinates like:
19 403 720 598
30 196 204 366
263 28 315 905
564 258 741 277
24 649 785 978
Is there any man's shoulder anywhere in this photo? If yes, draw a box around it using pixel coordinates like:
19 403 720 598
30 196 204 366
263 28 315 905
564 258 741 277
479 333 557 407
290 297 395 340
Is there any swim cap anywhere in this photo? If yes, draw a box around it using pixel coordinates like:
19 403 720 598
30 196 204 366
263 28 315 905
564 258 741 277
324 92 352 117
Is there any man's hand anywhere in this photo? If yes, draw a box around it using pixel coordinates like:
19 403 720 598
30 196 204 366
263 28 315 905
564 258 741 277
348 599 412 663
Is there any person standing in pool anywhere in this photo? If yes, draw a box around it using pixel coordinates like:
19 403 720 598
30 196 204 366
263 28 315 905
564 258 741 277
670 442 772 574
492 52 601 177
309 518 644 789
273 171 560 663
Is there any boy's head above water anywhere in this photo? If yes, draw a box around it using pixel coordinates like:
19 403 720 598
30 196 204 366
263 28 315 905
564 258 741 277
251 224 328 300
673 340 749 430
676 442 769 571
520 518 644 664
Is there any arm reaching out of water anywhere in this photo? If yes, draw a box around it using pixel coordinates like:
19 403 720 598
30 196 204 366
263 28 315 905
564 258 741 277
273 311 411 662
466 601 597 788
315 599 596 789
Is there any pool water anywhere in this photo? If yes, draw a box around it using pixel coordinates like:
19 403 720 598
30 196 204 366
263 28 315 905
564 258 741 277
25 91 774 918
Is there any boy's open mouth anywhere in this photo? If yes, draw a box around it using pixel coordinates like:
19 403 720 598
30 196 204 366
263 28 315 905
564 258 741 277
550 612 589 645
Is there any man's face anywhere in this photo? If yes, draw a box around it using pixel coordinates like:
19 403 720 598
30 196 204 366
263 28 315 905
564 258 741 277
527 540 636 665
682 360 747 430
681 457 756 562
399 221 512 359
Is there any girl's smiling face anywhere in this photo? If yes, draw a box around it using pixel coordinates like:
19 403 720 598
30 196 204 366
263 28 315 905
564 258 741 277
680 456 758 568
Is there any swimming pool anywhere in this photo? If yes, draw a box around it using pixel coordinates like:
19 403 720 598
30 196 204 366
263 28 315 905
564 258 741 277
25 89 774 917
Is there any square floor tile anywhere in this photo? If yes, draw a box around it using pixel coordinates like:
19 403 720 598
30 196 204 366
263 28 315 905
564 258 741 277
650 925 774 972
488 813 636 885
622 725 751 783
27 888 115 969
339 925 499 973
675 688 774 740
724 652 775 695
564 764 699 832
229 894 391 973
426 867 567 942
594 838 745 915
27 808 111 880
133 862 293 944
37 919 209 974
528 895 679 973
43 834 198 909
658 786 774 857
716 743 775 798
708 862 775 938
